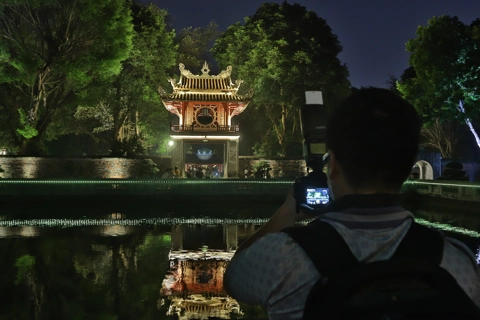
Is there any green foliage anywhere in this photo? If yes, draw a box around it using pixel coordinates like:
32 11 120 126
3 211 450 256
252 130 281 157
212 2 350 156
16 108 38 139
397 16 480 124
397 16 480 157
137 159 160 178
400 182 418 195
0 0 134 154
110 136 147 157
253 160 270 170
14 254 35 285
76 3 176 155
175 21 220 72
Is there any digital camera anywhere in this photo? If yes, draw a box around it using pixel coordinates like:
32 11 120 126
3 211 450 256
293 91 330 214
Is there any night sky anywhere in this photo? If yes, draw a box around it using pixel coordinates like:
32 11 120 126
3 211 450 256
139 0 480 89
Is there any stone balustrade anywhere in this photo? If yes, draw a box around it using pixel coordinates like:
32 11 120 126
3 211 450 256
405 180 480 202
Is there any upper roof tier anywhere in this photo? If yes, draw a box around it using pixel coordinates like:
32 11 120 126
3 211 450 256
159 62 253 102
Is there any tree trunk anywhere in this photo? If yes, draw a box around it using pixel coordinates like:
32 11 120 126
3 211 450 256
458 100 480 150
29 71 49 124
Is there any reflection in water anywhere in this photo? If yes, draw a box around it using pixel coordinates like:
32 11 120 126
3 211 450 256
0 226 39 238
162 259 242 319
0 205 479 319
160 224 244 319
0 218 266 319
100 225 134 236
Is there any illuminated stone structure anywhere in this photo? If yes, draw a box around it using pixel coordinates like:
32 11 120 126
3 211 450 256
159 62 252 177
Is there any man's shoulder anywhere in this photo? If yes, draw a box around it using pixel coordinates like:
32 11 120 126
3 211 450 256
248 231 304 252
225 232 320 309
443 236 479 267
230 231 316 270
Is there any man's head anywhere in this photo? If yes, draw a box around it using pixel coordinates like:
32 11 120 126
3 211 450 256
325 88 421 195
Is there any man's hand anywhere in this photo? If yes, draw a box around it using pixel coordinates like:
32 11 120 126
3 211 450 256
282 187 316 222
234 186 315 255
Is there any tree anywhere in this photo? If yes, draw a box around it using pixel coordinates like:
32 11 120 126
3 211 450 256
385 74 401 95
0 0 133 154
212 2 350 156
398 66 462 158
438 161 469 181
420 118 462 159
397 16 480 156
74 3 176 156
174 21 220 73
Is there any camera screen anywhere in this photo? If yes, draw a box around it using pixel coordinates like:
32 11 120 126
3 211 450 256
306 188 330 205
309 142 326 155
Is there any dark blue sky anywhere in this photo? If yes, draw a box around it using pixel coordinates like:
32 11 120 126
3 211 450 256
140 0 480 89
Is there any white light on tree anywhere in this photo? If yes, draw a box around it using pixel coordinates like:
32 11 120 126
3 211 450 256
458 100 480 150
168 140 174 146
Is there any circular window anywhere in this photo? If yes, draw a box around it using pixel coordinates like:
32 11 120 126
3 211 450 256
196 108 214 125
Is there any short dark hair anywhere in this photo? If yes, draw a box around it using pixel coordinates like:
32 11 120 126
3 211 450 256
326 88 421 190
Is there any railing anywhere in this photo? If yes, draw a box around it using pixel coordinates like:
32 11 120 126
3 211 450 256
170 124 239 133
217 125 239 132
171 124 194 132
0 179 292 199
404 180 480 202
4 178 480 202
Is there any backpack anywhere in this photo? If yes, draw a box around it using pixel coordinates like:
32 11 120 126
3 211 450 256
283 219 480 320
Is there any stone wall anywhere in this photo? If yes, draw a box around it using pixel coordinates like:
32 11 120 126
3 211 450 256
238 156 307 179
0 156 171 179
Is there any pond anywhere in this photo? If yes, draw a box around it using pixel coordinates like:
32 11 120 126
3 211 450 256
0 201 479 319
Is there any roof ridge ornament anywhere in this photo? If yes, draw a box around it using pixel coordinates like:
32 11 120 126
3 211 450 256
177 63 233 80
201 61 210 75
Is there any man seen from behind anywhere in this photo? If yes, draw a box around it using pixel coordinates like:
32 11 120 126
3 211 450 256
223 88 480 319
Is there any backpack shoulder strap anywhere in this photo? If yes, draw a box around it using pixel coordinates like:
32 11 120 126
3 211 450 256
392 220 444 264
282 219 358 274
283 218 445 275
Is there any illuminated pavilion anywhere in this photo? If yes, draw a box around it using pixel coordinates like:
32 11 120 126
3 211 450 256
158 62 252 178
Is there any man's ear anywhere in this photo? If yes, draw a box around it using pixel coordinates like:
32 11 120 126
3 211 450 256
327 150 340 180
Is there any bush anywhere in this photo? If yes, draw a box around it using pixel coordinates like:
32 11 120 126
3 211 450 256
110 136 146 157
137 159 160 178
438 161 469 181
253 160 270 171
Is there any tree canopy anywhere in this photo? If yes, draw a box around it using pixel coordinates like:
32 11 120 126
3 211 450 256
75 3 176 156
174 21 220 73
0 0 134 154
397 15 480 157
212 2 350 156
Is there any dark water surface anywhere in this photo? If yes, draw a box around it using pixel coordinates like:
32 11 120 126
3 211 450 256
0 201 479 319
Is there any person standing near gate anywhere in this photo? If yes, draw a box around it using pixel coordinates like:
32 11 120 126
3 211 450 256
174 166 180 178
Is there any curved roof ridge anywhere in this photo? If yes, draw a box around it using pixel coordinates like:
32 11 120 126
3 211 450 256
179 62 232 80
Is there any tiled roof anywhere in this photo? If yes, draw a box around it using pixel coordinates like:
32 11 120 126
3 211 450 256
161 92 250 102
159 62 252 103
177 77 232 91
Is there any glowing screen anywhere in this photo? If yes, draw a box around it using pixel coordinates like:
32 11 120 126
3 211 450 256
306 188 330 205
